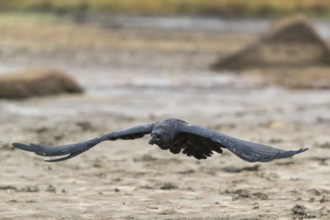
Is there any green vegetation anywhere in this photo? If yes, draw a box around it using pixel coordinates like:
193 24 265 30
0 0 329 17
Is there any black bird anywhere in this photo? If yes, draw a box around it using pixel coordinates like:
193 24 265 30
13 118 307 162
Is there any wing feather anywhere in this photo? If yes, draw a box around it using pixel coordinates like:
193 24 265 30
177 133 217 159
178 123 308 162
13 124 154 162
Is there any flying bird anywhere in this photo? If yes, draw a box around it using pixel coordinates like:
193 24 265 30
13 118 307 163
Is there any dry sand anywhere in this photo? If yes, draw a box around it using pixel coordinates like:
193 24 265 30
0 16 329 219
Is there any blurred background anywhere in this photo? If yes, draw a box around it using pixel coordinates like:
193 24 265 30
0 1 330 219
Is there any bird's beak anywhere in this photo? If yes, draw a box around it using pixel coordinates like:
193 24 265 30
149 133 161 145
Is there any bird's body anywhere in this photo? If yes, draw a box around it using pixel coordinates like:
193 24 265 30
13 118 307 163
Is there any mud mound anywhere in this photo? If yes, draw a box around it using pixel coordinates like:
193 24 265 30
212 16 330 70
0 69 83 99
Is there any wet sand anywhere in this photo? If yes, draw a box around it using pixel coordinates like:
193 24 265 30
0 16 330 219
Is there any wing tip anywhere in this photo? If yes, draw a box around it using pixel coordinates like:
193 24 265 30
12 142 32 151
297 147 309 154
13 142 50 156
12 142 23 148
276 146 309 160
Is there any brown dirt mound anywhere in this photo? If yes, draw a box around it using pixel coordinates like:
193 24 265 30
211 16 330 70
0 69 83 99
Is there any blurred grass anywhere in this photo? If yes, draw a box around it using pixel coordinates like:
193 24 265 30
0 0 330 17
0 12 66 25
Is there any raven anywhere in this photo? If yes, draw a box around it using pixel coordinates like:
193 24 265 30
13 118 307 162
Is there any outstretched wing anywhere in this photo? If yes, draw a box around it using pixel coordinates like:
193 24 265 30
13 124 154 162
178 123 308 162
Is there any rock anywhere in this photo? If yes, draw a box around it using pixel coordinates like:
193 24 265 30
0 69 83 99
212 15 330 70
159 182 178 190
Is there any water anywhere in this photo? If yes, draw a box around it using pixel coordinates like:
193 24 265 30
105 16 330 38
1 16 330 118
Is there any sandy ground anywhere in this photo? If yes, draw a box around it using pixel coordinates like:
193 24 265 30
0 15 330 219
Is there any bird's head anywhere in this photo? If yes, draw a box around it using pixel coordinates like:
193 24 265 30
149 132 164 145
148 129 172 146
149 120 177 147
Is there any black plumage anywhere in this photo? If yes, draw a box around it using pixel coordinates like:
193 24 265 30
13 118 307 162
